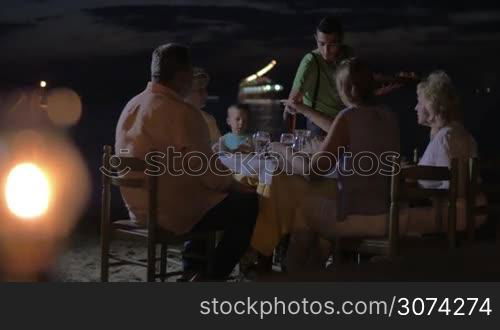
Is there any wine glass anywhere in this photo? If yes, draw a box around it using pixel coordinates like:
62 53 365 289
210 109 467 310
252 131 271 156
280 133 295 149
293 129 311 152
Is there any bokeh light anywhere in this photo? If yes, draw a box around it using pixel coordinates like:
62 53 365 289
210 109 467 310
0 129 91 279
46 88 82 127
5 163 51 219
0 87 52 130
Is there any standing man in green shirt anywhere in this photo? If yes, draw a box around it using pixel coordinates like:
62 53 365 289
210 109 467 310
285 16 409 137
285 16 352 137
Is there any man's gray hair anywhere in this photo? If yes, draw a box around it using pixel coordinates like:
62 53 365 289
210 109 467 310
151 43 191 83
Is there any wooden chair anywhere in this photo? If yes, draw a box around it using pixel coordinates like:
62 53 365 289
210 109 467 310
467 157 500 243
100 145 217 282
336 158 459 262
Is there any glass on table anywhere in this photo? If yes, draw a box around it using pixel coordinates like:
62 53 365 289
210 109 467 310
213 136 226 153
293 129 311 152
279 133 295 148
252 131 271 156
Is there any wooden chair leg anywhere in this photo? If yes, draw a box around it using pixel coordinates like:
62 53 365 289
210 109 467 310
206 232 217 277
100 243 109 282
100 226 110 282
147 239 156 282
100 146 112 282
160 243 167 282
334 239 342 266
448 158 458 249
496 219 500 251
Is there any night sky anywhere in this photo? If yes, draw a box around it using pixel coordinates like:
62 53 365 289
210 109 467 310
1 0 499 222
2 1 500 68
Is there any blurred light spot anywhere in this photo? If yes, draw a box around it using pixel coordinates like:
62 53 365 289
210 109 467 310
11 130 44 152
243 60 277 83
40 81 47 88
240 84 283 95
5 163 51 219
46 88 82 127
0 138 8 160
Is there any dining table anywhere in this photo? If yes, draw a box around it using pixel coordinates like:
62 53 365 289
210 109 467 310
219 151 338 257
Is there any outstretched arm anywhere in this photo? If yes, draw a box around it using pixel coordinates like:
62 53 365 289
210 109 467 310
284 99 333 133
309 112 349 180
373 72 418 96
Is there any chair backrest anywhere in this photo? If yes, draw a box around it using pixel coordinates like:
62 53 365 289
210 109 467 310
469 157 500 197
467 157 500 242
102 145 149 187
388 158 459 256
101 145 158 233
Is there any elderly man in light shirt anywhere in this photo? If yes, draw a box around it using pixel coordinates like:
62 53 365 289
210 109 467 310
115 43 257 280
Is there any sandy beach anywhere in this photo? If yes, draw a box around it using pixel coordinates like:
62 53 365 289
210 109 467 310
53 234 184 282
52 232 250 282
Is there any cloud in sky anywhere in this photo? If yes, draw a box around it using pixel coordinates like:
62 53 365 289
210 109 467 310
0 1 499 67
0 22 36 38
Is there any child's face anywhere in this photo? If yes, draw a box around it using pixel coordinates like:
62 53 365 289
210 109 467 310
227 109 248 134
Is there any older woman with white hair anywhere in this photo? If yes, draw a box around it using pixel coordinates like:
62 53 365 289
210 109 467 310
402 71 487 234
416 71 471 173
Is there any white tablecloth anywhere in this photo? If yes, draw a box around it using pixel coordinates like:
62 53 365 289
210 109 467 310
219 152 337 185
219 154 277 185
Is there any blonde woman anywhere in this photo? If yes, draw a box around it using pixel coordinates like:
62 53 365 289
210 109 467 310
283 58 400 271
286 70 487 272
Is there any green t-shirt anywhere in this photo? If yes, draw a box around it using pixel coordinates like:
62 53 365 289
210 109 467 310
291 47 352 118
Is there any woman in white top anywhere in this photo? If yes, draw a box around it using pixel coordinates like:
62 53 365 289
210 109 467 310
401 71 487 234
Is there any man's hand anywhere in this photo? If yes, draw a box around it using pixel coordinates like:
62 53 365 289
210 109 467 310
283 101 296 120
283 98 304 114
291 91 303 103
282 91 303 120
374 82 403 96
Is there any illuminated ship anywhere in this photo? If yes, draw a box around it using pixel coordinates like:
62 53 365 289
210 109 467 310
238 60 287 140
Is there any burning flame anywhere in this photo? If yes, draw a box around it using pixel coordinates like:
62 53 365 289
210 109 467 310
5 162 51 219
